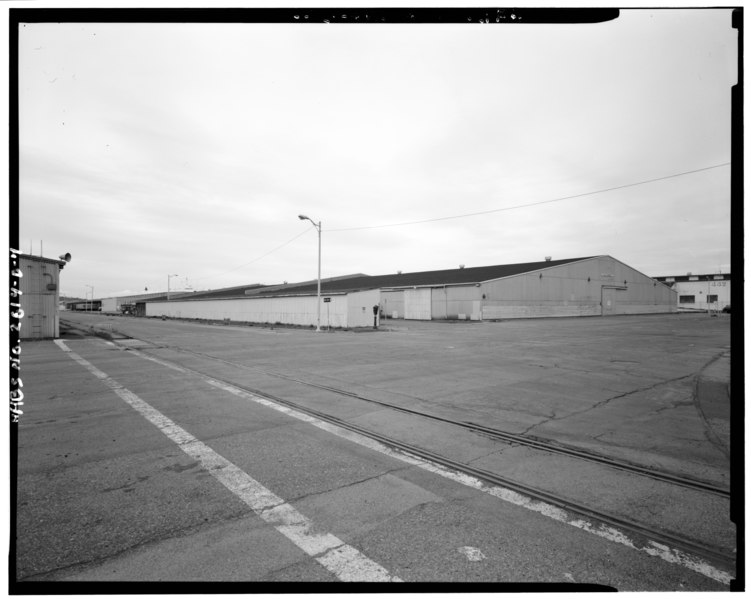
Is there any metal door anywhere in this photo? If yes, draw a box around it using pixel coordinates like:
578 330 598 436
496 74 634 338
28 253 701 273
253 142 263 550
404 288 431 320
601 287 617 315
471 300 482 321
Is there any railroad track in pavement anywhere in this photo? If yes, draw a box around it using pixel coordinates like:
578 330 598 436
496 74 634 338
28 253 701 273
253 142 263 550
59 318 735 578
163 342 730 499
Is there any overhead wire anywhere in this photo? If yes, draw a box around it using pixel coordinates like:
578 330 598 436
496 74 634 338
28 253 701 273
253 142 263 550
191 161 729 283
191 227 312 283
327 162 731 232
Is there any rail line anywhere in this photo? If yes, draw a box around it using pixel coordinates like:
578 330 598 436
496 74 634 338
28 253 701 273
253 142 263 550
62 316 729 498
155 341 730 499
109 339 736 573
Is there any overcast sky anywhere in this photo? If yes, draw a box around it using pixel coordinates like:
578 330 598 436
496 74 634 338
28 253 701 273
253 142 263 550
16 8 736 299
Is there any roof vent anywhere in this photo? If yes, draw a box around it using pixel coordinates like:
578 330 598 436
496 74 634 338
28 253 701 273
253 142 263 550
397 270 402 275
545 256 552 262
459 264 465 269
687 272 692 276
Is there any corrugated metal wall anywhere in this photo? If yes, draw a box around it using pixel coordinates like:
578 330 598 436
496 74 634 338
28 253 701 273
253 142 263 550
19 257 61 339
480 256 676 319
404 288 431 320
383 286 481 320
143 256 675 325
381 290 404 319
444 285 482 319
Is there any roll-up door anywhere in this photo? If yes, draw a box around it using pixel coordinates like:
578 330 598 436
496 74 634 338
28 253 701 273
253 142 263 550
404 288 431 320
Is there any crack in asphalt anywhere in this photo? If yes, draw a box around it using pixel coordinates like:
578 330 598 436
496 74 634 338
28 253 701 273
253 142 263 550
692 351 731 460
464 446 510 469
518 373 696 436
280 465 415 506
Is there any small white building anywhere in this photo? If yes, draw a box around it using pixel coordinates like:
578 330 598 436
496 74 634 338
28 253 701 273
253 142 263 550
653 273 731 312
17 254 69 339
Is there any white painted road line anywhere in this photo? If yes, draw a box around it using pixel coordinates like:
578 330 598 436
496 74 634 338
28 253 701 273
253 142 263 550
116 341 733 585
53 340 401 583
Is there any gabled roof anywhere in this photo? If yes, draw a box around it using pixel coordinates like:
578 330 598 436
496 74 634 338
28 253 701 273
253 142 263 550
258 257 596 296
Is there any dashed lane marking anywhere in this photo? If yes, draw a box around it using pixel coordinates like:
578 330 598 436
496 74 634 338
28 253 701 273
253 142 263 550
53 339 401 583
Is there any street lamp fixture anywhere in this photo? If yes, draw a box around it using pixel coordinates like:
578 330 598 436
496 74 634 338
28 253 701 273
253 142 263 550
167 274 179 301
298 214 322 332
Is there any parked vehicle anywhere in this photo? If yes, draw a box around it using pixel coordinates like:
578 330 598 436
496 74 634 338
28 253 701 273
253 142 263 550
120 303 136 315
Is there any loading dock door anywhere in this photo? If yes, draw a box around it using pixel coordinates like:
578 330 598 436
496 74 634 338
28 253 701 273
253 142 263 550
471 300 482 321
404 288 431 320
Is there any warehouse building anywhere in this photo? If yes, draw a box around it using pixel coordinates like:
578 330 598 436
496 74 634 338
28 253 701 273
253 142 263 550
100 290 198 314
17 253 70 339
653 273 731 312
144 255 675 326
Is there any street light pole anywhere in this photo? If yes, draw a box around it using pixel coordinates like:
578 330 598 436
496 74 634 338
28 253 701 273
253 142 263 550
298 214 321 332
167 274 178 301
85 285 93 312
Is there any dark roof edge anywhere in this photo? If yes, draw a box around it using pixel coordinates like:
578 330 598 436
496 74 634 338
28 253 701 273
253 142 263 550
144 291 351 302
654 273 731 282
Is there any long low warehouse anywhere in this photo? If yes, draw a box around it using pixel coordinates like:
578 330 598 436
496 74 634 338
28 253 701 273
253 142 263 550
141 256 676 327
146 289 381 328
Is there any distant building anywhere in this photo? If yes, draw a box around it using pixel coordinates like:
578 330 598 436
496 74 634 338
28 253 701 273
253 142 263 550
100 291 189 314
18 254 69 339
64 299 102 312
653 273 731 312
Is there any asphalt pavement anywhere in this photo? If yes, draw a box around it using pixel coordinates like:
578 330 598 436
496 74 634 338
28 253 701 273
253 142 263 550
13 312 736 590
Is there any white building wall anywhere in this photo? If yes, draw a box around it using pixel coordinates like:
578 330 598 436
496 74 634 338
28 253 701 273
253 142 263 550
346 289 382 327
431 287 449 320
381 290 404 319
384 286 481 320
101 298 118 313
319 295 348 329
146 294 352 328
404 288 432 320
671 278 730 311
